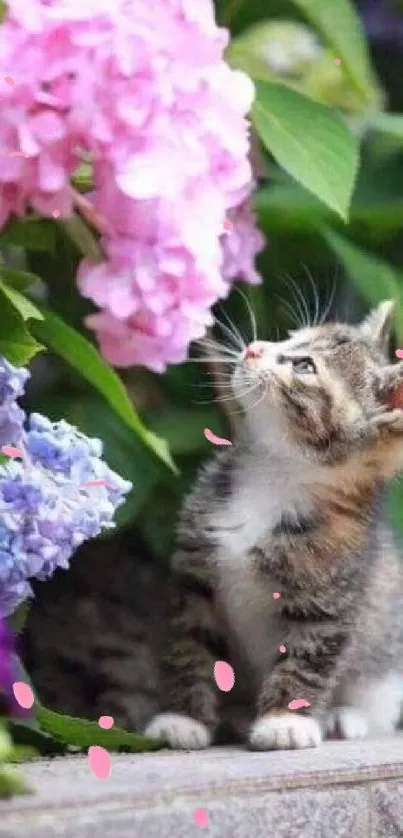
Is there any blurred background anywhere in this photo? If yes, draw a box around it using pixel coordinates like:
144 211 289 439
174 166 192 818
15 0 403 730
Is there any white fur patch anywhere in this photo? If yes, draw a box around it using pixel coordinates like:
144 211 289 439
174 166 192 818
325 707 368 740
216 559 282 675
337 672 403 735
249 713 322 750
210 447 316 677
144 713 211 750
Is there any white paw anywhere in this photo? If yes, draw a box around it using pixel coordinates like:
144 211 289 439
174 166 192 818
249 713 322 751
325 707 368 740
144 713 211 750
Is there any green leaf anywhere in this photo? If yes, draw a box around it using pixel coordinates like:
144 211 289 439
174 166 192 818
7 745 38 764
150 407 228 456
8 603 30 635
0 266 41 292
37 707 164 752
255 150 403 238
254 183 332 232
0 765 32 798
39 390 163 529
0 282 43 322
226 22 279 82
72 161 94 193
8 721 62 756
61 213 103 262
319 226 403 336
291 0 380 103
251 81 359 220
31 308 177 472
0 286 44 365
0 1 7 23
0 218 56 253
368 112 403 141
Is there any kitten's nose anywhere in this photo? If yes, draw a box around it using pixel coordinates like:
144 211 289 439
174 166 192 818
245 343 264 361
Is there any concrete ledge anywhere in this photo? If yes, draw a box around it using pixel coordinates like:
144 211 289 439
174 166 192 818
2 736 403 837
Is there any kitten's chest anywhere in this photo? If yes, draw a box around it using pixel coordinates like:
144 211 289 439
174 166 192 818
216 556 283 676
206 456 313 675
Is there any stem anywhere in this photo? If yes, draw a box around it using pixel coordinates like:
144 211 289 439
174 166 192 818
70 187 111 237
204 328 241 439
219 0 245 28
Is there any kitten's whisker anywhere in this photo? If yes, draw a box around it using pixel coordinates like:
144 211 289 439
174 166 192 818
302 265 320 327
188 357 236 364
247 382 268 413
279 278 305 328
211 319 242 351
284 273 311 327
214 305 246 350
275 295 301 328
195 338 239 358
191 380 234 388
320 276 337 324
194 377 257 407
234 285 258 343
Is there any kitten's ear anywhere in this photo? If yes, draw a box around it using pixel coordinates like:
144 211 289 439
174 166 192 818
370 362 403 437
359 300 395 353
378 362 403 410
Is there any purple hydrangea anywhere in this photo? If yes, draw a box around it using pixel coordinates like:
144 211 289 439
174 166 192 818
0 358 132 616
358 0 403 45
0 615 15 707
0 358 30 449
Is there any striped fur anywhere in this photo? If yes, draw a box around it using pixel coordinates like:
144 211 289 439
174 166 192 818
145 301 403 750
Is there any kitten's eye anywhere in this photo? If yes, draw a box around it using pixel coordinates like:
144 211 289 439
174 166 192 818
292 357 316 374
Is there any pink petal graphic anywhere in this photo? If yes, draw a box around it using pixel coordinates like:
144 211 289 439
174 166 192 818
334 58 341 65
4 76 14 86
223 219 233 233
396 349 403 359
213 660 235 692
12 682 35 710
204 427 232 446
272 592 281 600
52 209 60 218
288 698 310 711
278 644 287 654
79 480 115 489
193 808 209 828
98 715 114 729
1 445 24 459
88 745 111 780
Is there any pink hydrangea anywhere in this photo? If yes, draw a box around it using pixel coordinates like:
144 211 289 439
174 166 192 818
0 0 265 371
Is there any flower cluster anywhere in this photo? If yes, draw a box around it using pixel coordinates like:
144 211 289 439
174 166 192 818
0 359 132 616
0 615 15 711
358 0 403 45
0 359 29 449
0 0 265 372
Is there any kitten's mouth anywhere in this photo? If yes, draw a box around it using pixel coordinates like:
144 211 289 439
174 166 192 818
231 362 272 407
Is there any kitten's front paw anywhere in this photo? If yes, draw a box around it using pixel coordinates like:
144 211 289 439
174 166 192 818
144 713 212 750
325 707 368 740
249 712 322 751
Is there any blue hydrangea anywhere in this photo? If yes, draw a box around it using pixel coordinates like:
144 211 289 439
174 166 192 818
0 358 30 448
0 358 132 616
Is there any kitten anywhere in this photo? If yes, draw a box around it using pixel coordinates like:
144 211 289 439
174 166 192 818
23 537 164 731
145 300 403 751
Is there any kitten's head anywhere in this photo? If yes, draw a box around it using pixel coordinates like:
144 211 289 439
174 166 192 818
232 300 403 466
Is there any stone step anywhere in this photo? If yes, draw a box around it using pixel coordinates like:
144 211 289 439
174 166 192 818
1 737 403 838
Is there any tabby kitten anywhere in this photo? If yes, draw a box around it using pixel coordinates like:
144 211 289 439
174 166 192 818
145 300 403 751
